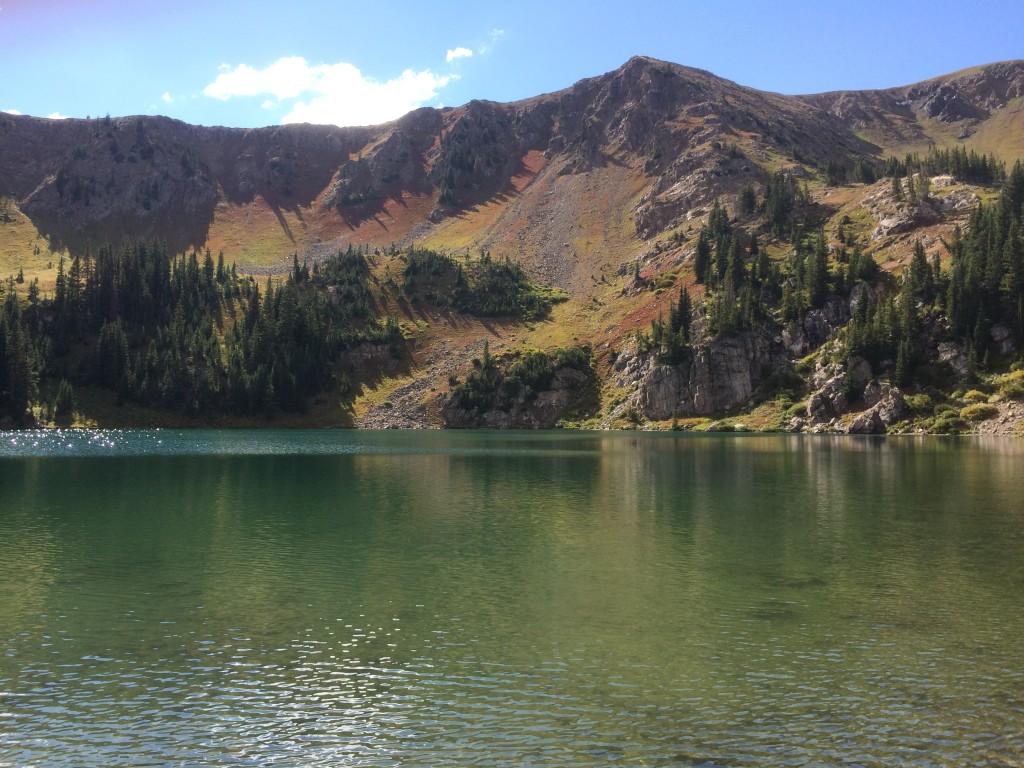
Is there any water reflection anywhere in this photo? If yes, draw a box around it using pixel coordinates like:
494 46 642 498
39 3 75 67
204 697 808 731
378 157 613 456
1 432 1023 765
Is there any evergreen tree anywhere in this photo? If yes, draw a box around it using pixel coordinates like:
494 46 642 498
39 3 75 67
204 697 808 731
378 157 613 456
693 230 712 285
891 175 904 202
738 184 757 216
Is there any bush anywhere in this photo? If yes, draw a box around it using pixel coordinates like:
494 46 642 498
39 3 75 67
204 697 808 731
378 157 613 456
904 393 934 414
960 403 998 422
552 345 592 372
999 380 1024 400
997 370 1024 400
786 402 808 418
963 389 988 404
932 414 967 434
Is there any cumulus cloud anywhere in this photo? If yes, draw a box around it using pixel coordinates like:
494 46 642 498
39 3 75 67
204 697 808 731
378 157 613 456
204 57 319 102
446 47 473 63
46 112 69 120
162 91 172 103
3 108 22 115
203 56 452 126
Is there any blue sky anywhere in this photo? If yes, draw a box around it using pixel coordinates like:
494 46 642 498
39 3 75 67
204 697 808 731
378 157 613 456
1 0 1020 128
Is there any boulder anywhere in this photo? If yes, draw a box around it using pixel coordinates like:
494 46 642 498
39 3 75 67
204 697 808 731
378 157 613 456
871 202 940 241
861 379 882 408
937 341 969 376
807 375 846 424
846 384 905 434
847 410 881 434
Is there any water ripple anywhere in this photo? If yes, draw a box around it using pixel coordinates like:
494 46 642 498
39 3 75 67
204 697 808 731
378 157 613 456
3 433 1024 765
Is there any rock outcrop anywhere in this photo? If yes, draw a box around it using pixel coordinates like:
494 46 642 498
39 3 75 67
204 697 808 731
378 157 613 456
802 356 905 434
846 384 905 433
615 329 788 420
781 296 850 356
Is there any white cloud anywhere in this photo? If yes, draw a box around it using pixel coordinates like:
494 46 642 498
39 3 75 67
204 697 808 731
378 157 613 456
261 100 277 110
204 56 319 102
162 91 172 103
285 67 450 126
446 47 473 63
3 108 22 115
479 29 505 55
204 56 453 127
46 112 69 120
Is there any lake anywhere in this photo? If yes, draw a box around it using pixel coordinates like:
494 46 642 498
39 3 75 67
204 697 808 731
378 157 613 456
1 430 1022 766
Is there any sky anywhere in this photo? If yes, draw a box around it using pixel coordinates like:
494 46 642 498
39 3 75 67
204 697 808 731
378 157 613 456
0 0 1021 128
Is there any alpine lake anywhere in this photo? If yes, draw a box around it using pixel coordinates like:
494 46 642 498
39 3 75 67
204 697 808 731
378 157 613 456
1 429 1022 767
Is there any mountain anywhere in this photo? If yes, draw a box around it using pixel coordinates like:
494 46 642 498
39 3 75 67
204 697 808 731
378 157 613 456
1 57 1023 433
801 61 1024 157
2 57 1019 259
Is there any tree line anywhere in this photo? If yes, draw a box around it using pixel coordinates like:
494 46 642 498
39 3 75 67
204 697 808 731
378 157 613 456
0 241 567 425
0 243 401 424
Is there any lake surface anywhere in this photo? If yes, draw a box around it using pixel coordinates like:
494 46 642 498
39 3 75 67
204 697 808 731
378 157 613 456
1 430 1022 767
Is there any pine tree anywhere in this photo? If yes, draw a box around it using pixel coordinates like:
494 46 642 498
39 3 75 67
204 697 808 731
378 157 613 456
738 184 757 216
908 239 933 299
694 230 712 285
891 175 904 202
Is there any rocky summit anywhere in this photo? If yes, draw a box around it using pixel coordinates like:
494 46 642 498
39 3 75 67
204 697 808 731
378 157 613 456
1 57 1023 434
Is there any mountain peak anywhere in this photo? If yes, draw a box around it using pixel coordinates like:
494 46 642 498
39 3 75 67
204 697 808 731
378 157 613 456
1 57 1021 257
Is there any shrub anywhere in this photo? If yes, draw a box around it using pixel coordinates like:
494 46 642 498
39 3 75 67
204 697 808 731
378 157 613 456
904 393 934 414
552 345 592 372
960 403 998 422
997 370 1024 400
999 380 1024 400
932 414 967 434
963 389 988 404
786 402 808 418
623 406 642 425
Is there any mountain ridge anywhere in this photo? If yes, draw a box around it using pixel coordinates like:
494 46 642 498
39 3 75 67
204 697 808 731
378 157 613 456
2 56 1021 260
2 57 1023 434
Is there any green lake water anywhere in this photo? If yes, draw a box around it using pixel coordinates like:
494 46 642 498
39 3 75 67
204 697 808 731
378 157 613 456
1 430 1022 766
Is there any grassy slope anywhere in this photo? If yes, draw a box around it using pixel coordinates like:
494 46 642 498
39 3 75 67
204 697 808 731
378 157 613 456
852 102 1024 167
0 201 63 291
